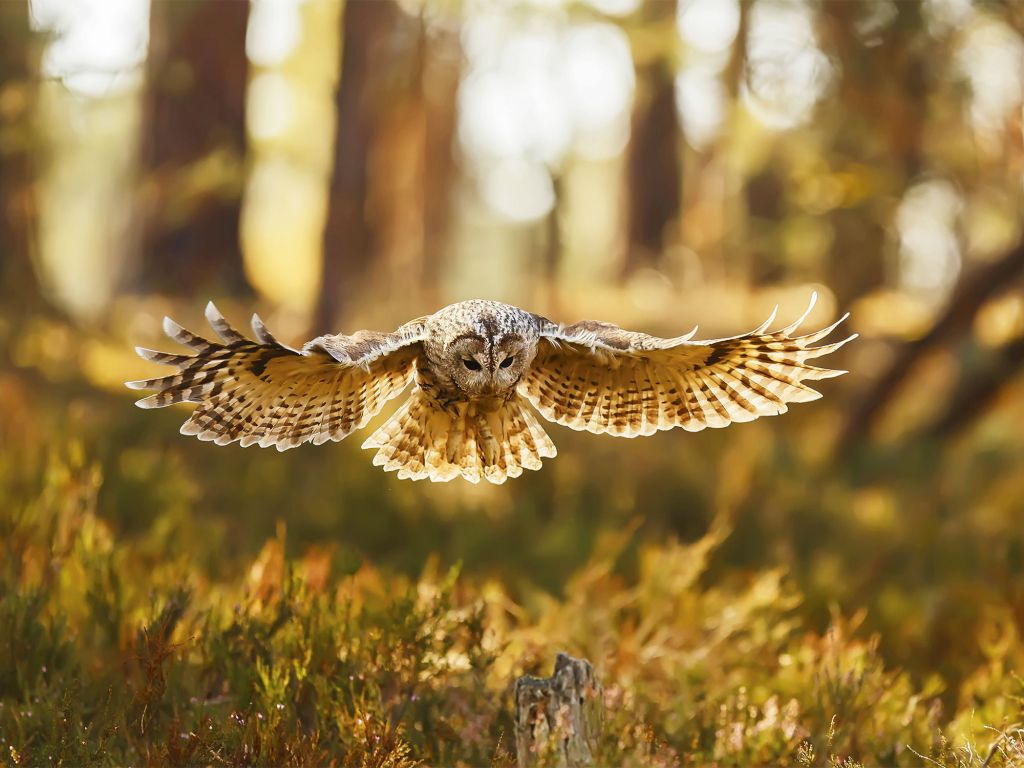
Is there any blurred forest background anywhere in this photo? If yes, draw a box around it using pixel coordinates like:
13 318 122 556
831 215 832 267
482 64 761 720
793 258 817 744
3 0 1024 765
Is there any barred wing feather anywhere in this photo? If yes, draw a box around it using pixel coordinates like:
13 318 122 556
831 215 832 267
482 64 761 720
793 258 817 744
520 294 855 437
126 303 425 450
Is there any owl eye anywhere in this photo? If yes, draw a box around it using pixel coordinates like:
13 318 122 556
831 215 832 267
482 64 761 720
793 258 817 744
499 356 515 369
462 358 482 371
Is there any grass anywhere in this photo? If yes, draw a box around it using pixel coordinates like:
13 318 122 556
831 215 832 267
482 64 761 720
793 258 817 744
2 439 1022 767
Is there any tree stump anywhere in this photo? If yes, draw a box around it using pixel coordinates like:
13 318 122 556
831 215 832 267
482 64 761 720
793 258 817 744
514 653 603 768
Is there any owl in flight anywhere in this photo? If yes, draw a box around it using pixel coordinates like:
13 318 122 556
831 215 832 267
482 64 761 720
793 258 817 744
128 296 854 484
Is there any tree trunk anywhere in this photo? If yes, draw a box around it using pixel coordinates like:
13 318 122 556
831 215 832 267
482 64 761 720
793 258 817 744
818 1 929 306
623 1 681 279
925 334 1024 439
419 23 461 310
0 1 42 322
514 653 603 768
315 0 406 332
135 0 250 296
838 240 1024 452
316 4 461 332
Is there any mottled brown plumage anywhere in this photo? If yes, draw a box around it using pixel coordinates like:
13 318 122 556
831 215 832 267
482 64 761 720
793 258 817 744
127 295 855 484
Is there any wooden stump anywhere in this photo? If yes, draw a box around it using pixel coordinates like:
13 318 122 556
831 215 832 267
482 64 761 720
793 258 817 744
514 653 603 768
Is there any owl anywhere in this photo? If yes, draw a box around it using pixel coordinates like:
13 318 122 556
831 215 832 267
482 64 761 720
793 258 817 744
127 296 854 484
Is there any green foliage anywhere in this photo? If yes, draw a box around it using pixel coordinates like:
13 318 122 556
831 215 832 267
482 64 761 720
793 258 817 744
1 426 1021 767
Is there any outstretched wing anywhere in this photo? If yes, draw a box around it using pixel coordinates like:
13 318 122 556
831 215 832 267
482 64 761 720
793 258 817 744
127 303 426 450
519 294 855 437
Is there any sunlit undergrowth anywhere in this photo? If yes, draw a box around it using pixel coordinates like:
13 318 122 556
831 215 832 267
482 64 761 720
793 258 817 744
2 433 1022 768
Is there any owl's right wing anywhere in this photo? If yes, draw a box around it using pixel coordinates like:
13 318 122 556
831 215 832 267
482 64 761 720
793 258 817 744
519 294 855 437
127 303 427 450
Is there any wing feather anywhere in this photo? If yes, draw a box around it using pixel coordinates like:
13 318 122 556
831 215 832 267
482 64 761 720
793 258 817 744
520 294 855 437
127 304 426 449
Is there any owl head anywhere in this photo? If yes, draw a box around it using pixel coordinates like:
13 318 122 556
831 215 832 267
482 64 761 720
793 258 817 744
426 301 540 396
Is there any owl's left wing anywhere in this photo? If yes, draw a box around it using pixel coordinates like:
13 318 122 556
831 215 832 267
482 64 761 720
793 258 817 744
127 303 427 450
519 294 855 437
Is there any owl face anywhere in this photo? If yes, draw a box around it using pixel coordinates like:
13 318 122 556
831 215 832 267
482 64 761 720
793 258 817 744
425 300 540 397
443 332 534 396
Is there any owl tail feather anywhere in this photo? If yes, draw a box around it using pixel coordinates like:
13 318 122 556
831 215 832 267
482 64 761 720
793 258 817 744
361 389 557 484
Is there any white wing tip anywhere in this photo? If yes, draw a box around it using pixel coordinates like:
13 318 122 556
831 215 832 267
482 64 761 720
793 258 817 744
827 332 858 351
678 325 699 342
752 305 779 335
800 290 818 320
162 316 181 337
779 292 820 335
